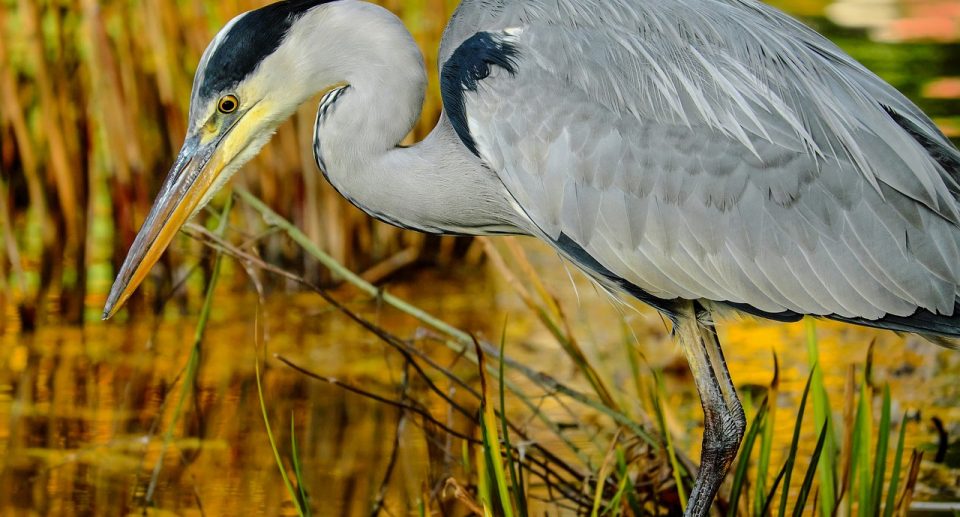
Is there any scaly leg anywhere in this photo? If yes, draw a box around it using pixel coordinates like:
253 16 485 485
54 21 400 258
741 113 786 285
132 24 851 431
676 301 746 517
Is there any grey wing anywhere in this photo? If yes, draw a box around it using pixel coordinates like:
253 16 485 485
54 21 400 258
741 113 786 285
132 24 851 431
442 0 960 323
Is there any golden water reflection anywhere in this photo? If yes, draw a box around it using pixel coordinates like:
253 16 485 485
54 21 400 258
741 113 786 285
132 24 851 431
2 237 960 514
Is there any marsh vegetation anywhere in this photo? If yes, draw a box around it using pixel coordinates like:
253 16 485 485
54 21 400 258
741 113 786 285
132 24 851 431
0 0 958 514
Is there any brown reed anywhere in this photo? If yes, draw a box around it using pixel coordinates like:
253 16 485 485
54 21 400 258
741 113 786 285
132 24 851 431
0 0 461 329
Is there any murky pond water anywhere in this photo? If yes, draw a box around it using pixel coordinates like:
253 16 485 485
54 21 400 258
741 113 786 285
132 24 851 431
2 0 959 515
5 239 960 514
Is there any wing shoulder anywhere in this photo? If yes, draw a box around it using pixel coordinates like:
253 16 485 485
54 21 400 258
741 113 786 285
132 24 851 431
440 30 520 157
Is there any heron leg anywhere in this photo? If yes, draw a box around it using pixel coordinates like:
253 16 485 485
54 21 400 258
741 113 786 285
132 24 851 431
677 301 745 517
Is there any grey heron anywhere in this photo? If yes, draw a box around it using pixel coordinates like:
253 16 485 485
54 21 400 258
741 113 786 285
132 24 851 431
102 0 960 513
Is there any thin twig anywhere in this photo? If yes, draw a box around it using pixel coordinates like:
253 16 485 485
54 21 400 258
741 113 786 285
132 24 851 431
184 223 593 480
236 187 661 447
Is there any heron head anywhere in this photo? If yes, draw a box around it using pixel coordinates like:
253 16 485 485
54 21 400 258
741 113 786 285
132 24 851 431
103 0 338 319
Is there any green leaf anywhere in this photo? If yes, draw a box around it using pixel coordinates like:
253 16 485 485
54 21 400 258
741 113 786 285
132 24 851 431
793 422 830 517
728 398 768 517
499 325 527 517
778 367 815 517
754 352 779 516
856 380 873 516
882 413 909 517
652 371 687 513
291 416 309 516
871 386 892 514
805 319 836 517
477 340 514 517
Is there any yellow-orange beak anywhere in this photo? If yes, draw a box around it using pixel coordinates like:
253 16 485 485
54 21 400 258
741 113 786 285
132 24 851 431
102 134 226 319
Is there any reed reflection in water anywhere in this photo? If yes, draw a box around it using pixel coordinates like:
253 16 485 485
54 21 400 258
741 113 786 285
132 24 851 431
2 247 960 514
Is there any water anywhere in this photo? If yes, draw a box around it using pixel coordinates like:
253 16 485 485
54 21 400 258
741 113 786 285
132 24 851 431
2 0 959 514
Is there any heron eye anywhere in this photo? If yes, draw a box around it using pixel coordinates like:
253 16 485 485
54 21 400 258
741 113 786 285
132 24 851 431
218 95 239 114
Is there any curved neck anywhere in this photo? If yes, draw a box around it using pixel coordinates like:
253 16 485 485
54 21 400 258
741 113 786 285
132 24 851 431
295 1 520 234
299 2 427 155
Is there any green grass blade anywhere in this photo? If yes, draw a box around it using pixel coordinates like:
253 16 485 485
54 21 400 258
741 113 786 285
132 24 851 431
792 422 829 517
476 444 493 516
291 415 309 516
728 398 768 517
754 352 779 516
778 367 815 517
462 440 472 478
256 354 305 517
882 413 909 517
761 460 789 516
856 380 873 516
616 448 644 516
871 385 892 514
498 326 527 517
476 341 514 517
591 436 622 517
805 319 836 516
249 187 304 517
604 468 630 516
652 371 686 513
602 448 632 516
846 381 863 517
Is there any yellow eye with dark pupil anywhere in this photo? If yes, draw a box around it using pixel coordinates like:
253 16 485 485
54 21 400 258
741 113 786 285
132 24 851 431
218 95 238 114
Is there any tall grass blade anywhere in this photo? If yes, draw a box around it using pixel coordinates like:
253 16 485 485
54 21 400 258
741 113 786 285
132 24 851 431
871 385 892 514
652 371 686 512
498 326 527 517
761 461 789 516
882 413 908 517
792 422 829 517
475 444 494 516
856 380 873 516
483 238 618 409
805 319 836 517
728 398 768 517
256 348 305 517
778 368 815 517
251 193 306 517
602 448 634 516
616 448 644 516
837 365 857 513
291 415 310 516
622 320 645 407
754 352 779 516
591 431 622 517
476 340 514 517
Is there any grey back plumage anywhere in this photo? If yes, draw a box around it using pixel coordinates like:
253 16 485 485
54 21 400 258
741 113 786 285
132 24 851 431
438 0 960 325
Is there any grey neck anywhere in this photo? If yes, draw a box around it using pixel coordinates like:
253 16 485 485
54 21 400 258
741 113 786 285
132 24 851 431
304 1 522 235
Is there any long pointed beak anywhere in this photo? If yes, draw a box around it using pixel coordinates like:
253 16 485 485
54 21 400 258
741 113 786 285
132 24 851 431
103 135 223 319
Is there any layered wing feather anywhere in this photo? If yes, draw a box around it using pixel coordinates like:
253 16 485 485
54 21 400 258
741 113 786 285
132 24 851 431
442 0 960 320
